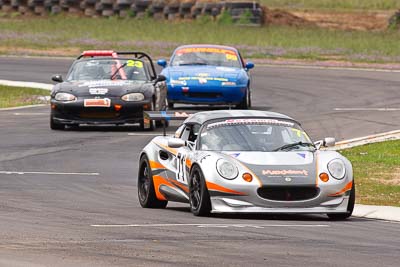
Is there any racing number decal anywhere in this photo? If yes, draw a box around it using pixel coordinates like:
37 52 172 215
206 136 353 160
126 60 143 68
225 54 238 61
176 153 188 184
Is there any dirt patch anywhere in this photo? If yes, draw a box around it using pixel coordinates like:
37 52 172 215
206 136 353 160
370 168 400 185
291 10 392 31
263 7 313 27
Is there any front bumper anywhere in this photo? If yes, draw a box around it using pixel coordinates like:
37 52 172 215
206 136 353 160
51 97 151 125
167 85 246 105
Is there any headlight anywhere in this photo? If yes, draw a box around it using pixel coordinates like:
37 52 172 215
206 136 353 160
216 159 238 180
327 159 346 179
121 93 145 102
55 92 76 102
221 81 237 86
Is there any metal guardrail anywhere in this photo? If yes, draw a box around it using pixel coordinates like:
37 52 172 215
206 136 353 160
0 0 264 25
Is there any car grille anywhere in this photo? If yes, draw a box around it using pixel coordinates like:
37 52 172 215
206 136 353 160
183 92 222 98
79 111 119 119
257 186 319 201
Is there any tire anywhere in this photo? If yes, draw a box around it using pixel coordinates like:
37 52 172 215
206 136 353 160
236 88 251 109
137 155 168 209
50 115 65 130
327 182 355 220
189 165 211 216
168 101 174 109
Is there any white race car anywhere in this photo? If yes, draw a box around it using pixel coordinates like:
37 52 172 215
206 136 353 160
138 110 355 219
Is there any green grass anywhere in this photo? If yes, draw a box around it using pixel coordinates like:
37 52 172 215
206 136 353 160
0 85 49 108
340 140 400 207
260 0 400 10
1 16 400 63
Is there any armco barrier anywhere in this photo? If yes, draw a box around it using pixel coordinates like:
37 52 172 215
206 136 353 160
0 0 264 25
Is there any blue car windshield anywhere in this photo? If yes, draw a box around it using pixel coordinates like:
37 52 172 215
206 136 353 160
199 118 314 152
67 59 148 81
170 47 242 68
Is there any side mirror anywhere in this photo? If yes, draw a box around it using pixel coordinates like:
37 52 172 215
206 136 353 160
52 74 63 83
157 59 167 68
245 62 254 70
155 74 167 83
168 138 186 148
314 137 336 149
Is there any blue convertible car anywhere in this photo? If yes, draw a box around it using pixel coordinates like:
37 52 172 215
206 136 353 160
157 44 254 109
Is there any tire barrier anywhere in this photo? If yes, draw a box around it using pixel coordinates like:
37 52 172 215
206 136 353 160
0 0 264 25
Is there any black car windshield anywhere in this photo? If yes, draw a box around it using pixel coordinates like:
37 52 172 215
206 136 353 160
67 59 148 81
199 118 314 152
170 47 242 68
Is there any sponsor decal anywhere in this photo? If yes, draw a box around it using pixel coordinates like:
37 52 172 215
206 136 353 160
197 73 209 77
262 169 309 176
208 119 294 129
176 47 237 57
78 80 131 87
199 78 208 84
178 77 228 82
297 153 306 159
84 98 111 107
89 88 108 95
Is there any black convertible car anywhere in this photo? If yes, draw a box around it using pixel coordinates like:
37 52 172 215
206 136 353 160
50 50 167 130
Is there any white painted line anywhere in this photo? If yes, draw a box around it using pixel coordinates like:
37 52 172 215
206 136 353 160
330 129 400 150
334 108 400 111
0 79 53 90
0 104 47 111
13 112 47 116
260 63 400 73
0 171 99 176
91 223 330 228
128 133 175 136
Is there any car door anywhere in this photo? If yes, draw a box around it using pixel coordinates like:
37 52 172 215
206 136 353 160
174 123 201 185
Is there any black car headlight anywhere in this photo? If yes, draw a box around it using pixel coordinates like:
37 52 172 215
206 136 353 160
55 92 76 102
121 93 145 102
216 159 239 180
327 159 346 180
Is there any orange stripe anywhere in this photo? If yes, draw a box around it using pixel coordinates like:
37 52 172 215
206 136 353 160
152 175 174 201
329 181 353 197
150 160 165 169
170 179 189 193
206 181 246 195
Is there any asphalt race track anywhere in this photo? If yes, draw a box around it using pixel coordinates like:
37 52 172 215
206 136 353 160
0 57 399 266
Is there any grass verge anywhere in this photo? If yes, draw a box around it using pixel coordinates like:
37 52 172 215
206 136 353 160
260 0 400 11
340 140 400 207
1 16 400 63
0 85 49 108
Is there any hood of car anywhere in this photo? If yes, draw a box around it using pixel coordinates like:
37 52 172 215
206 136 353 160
164 65 243 82
223 151 317 186
57 80 148 97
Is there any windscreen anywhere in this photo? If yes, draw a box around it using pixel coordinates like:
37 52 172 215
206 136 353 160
67 59 148 81
199 118 313 152
170 47 242 68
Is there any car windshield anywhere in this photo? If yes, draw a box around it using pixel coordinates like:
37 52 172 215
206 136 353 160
170 47 242 68
199 118 314 152
67 59 148 81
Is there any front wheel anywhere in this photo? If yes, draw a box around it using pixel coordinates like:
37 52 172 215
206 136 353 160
137 155 168 209
236 88 251 109
50 115 65 130
327 182 355 220
189 165 211 216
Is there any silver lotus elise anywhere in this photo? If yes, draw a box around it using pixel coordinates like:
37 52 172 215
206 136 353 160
138 110 355 219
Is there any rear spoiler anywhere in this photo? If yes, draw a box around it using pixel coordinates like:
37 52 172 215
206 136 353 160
143 111 194 136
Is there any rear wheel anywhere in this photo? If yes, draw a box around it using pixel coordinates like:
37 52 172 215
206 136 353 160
168 101 174 109
327 182 355 220
189 165 211 216
137 155 168 209
50 115 65 130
